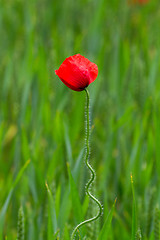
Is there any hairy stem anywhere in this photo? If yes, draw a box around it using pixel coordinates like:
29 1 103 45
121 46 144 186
71 88 103 240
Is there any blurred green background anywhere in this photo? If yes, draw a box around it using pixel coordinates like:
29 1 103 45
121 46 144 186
0 0 160 239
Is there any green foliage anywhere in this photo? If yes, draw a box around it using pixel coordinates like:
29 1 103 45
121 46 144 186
0 160 30 239
46 182 58 239
0 0 160 239
97 198 116 240
146 190 156 238
67 163 84 225
86 183 100 240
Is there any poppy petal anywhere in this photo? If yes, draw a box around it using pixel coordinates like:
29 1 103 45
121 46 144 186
55 54 98 91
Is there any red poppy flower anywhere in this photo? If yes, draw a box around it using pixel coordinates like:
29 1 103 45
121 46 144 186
55 54 98 91
132 0 148 4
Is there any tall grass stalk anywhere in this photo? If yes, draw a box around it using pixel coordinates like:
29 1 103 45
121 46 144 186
17 206 24 240
154 207 160 240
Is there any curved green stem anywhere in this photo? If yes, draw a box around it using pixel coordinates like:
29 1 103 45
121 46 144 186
71 88 103 240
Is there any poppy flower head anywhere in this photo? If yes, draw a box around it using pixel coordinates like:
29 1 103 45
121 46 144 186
131 0 149 4
55 54 98 91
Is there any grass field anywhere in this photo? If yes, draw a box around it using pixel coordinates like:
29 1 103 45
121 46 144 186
0 0 160 239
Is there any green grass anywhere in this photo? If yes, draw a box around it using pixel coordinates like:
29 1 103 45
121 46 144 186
0 0 160 239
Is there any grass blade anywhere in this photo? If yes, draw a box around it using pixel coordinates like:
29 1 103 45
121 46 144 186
131 174 137 240
45 182 58 239
0 160 30 238
67 163 84 224
97 198 116 240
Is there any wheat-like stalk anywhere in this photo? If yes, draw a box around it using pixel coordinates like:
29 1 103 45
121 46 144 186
154 207 160 240
17 206 25 240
